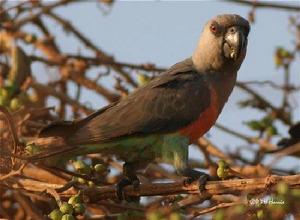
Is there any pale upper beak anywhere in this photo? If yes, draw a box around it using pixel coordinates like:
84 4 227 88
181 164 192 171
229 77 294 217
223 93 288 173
224 26 246 61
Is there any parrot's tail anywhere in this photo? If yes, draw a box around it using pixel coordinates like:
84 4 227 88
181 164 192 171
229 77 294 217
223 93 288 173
24 135 77 162
24 121 83 162
38 120 78 139
24 145 76 162
32 104 117 162
33 119 89 161
39 103 115 139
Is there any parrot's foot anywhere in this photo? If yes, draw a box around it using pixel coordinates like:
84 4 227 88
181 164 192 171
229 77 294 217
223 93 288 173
179 168 209 192
116 162 140 202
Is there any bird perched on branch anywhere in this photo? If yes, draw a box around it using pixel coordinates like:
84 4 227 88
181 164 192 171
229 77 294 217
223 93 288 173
30 14 250 200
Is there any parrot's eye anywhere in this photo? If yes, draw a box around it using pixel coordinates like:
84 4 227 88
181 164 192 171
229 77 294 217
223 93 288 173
210 24 218 34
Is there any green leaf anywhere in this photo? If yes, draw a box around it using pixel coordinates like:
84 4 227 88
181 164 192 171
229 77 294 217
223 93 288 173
244 120 264 131
266 126 278 136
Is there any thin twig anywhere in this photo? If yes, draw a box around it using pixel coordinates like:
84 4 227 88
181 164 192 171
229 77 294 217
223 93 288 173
30 54 165 72
0 106 20 154
226 0 300 12
13 0 77 28
0 163 26 181
13 191 46 220
31 82 94 114
0 1 29 15
46 11 138 87
190 201 241 219
236 82 291 125
267 142 300 168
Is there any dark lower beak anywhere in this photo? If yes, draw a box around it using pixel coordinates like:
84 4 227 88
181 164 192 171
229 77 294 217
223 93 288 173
224 26 245 60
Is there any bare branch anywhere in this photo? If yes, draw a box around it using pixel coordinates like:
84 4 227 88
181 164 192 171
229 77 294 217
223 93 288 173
226 0 300 12
82 174 300 201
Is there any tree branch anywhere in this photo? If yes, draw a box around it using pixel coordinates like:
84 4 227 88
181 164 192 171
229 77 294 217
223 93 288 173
31 82 94 114
6 174 299 202
226 0 300 12
236 82 291 125
0 106 20 154
13 0 79 29
82 174 300 201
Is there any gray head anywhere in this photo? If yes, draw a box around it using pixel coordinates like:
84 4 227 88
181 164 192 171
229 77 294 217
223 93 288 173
192 14 250 74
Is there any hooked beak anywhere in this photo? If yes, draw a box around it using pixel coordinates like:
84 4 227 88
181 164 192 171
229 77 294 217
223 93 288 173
223 26 246 61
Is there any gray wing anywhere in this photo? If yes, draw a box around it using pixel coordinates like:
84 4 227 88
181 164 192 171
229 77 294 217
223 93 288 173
66 58 211 144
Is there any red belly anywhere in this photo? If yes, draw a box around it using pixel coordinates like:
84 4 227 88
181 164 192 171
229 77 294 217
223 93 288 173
179 86 219 142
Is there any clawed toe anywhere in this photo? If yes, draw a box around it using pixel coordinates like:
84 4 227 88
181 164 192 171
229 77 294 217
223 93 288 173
116 162 141 201
198 173 209 192
179 168 209 192
116 178 140 201
183 177 194 186
116 178 131 200
132 179 140 190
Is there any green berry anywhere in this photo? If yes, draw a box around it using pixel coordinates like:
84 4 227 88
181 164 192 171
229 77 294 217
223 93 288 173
48 209 63 220
25 143 40 155
73 203 85 215
257 209 264 219
217 167 224 177
217 160 229 180
291 189 300 198
169 212 182 220
0 88 9 99
61 214 75 220
0 88 9 106
147 212 163 220
234 204 246 214
94 164 106 173
217 167 227 180
68 195 81 206
73 160 91 174
10 97 22 111
0 96 7 106
277 182 289 195
88 181 95 187
217 160 227 168
77 177 86 184
72 160 86 170
60 202 73 214
213 209 224 220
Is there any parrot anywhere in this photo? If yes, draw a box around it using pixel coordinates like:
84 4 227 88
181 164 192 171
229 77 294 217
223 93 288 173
28 14 250 200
